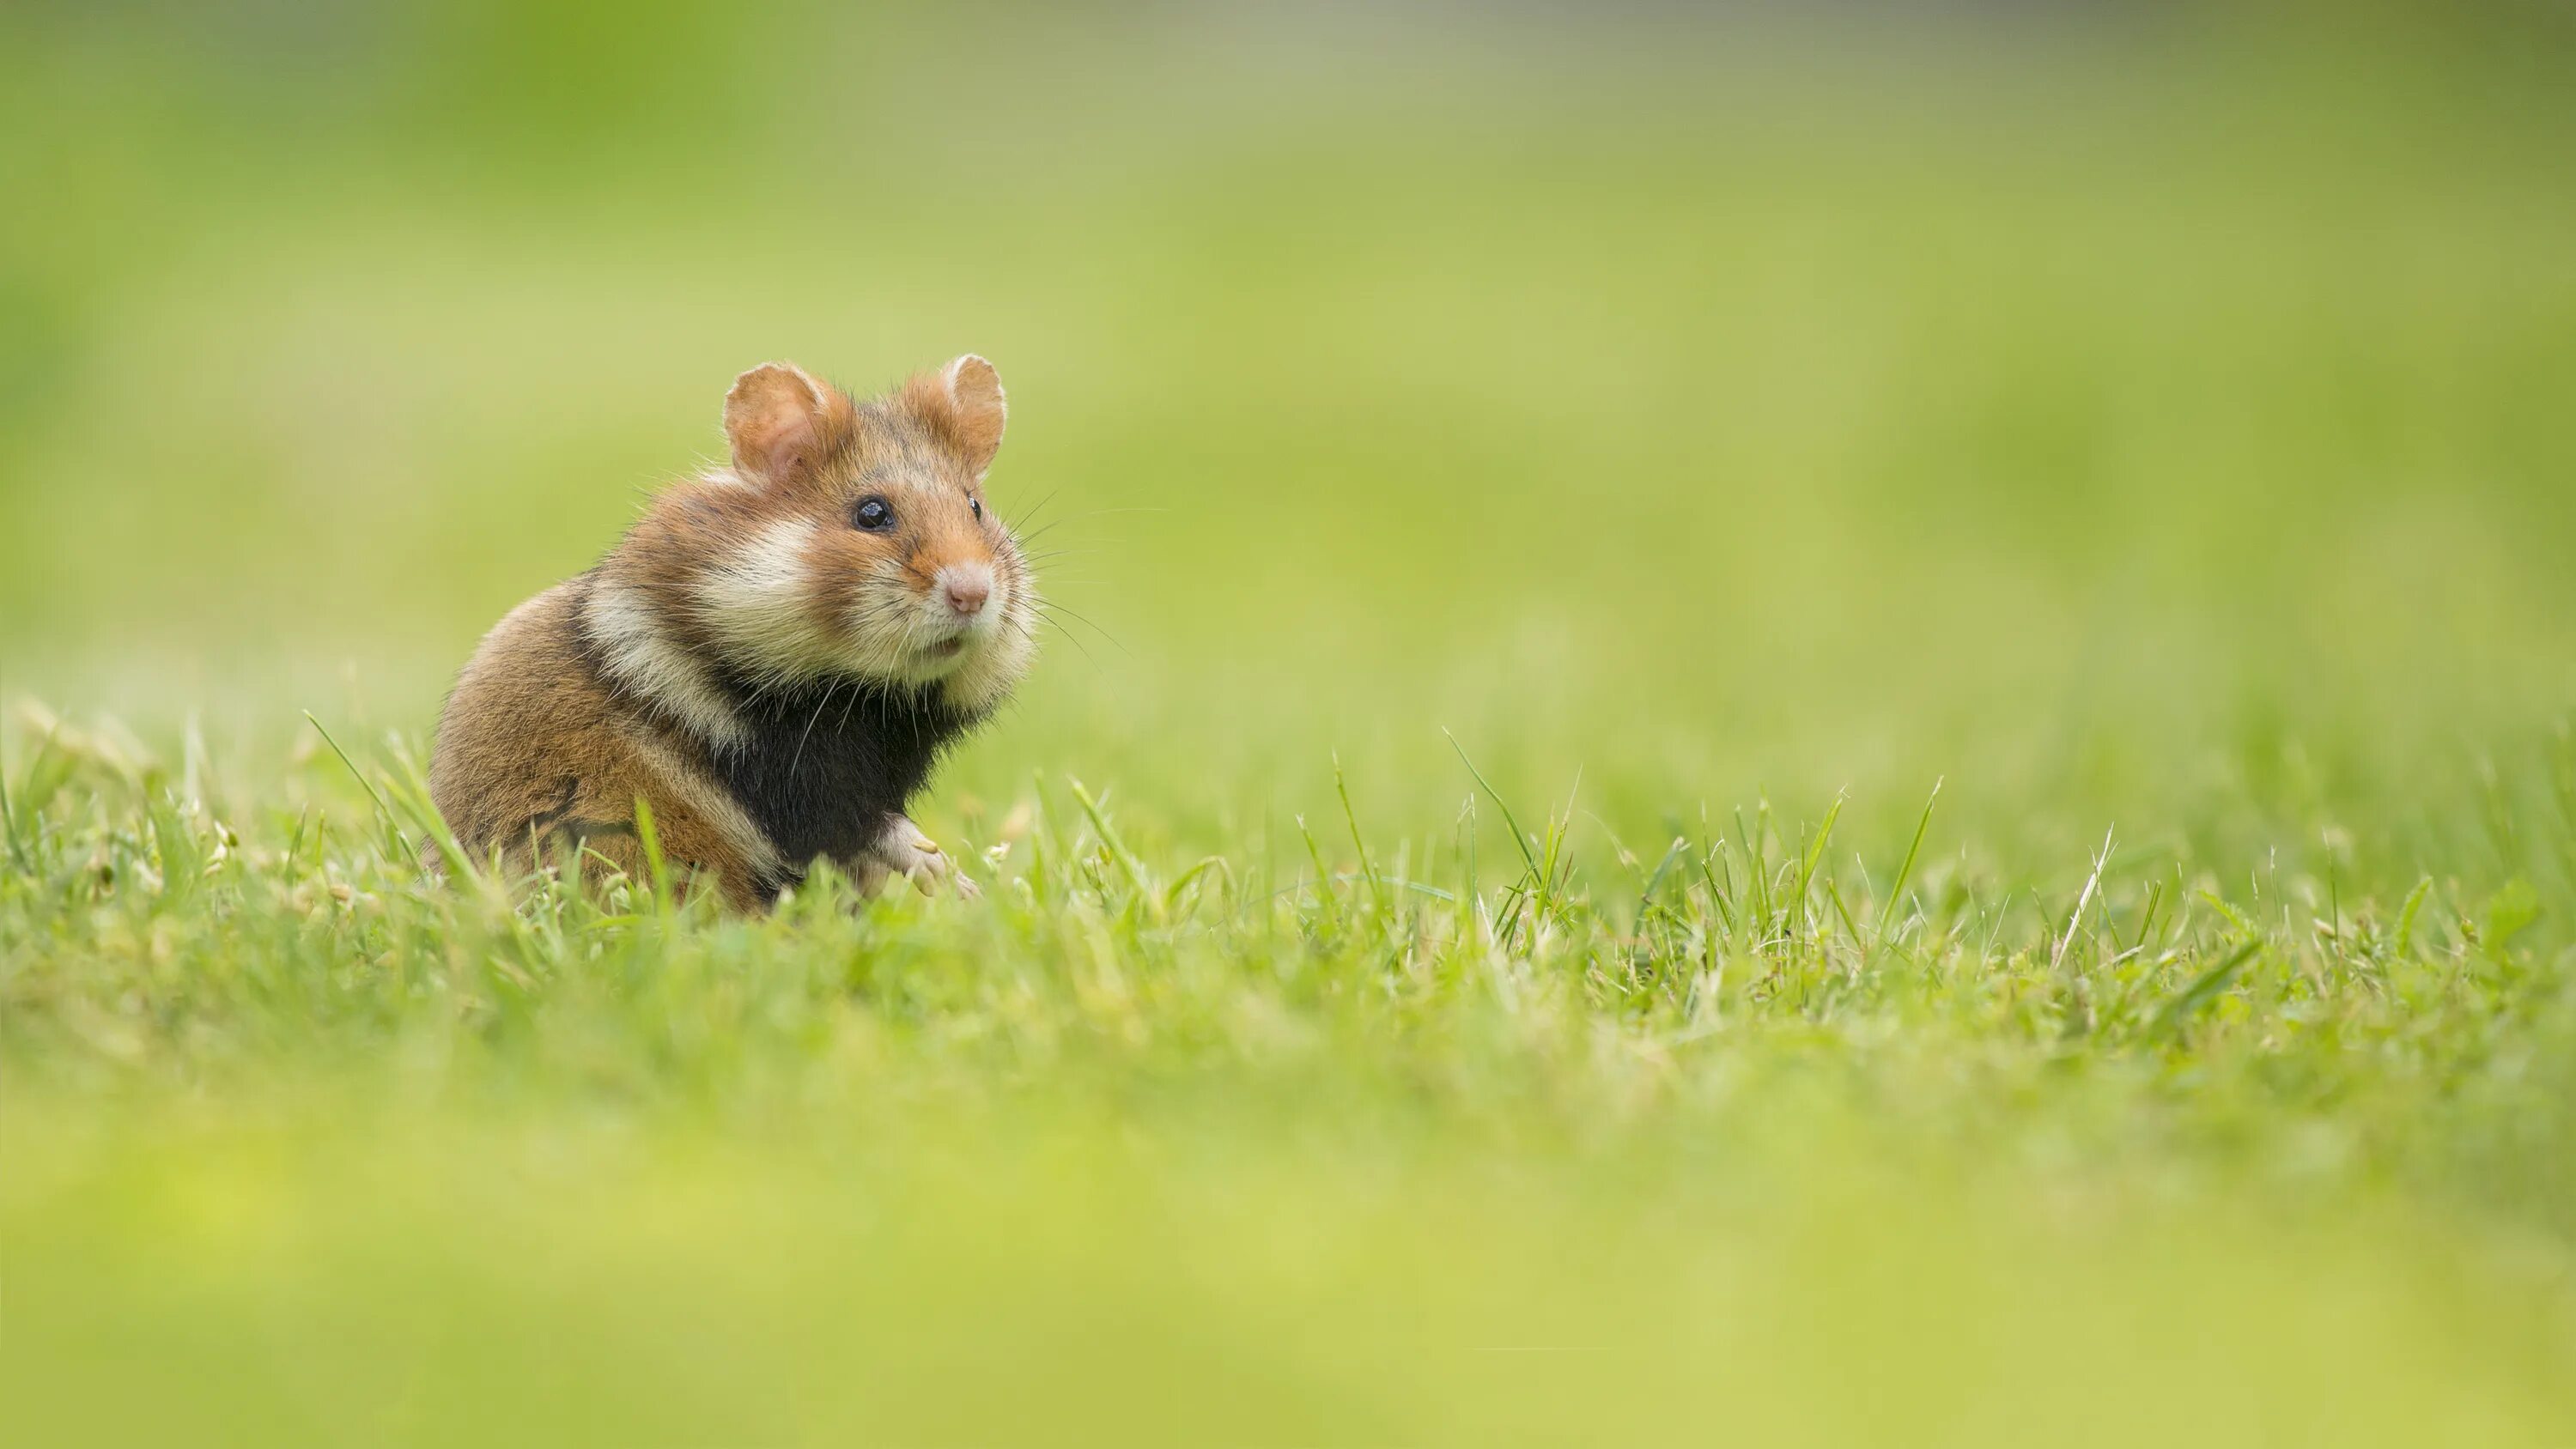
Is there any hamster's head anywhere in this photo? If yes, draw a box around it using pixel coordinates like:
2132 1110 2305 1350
618 356 1037 716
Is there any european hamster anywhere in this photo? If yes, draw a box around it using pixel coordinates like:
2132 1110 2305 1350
428 356 1036 909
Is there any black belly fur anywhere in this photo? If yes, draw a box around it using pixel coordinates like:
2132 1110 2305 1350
703 670 977 894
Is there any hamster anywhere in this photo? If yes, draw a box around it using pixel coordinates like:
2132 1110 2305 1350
428 356 1037 910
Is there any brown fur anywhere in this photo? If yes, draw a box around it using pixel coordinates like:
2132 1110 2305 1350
428 582 782 910
428 356 1036 909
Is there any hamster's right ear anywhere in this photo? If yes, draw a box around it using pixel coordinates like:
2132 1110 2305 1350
724 362 854 486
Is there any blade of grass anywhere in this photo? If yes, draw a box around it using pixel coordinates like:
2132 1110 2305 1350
1791 793 1845 960
2050 827 2115 973
1797 795 1844 904
0 731 23 874
1638 836 1686 925
2149 939 2263 1042
633 793 674 914
305 711 411 859
1696 837 1738 939
1735 807 1773 945
1070 779 1152 913
1864 778 1942 969
2392 876 2433 961
1444 730 1540 881
2129 878 2166 954
1296 815 1337 923
1334 752 1389 922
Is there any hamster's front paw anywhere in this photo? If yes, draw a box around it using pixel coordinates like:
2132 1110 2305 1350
866 815 981 899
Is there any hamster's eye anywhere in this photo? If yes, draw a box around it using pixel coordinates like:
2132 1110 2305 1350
970 497 983 522
851 497 894 532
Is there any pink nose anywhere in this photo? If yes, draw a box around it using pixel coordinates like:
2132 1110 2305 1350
940 571 991 617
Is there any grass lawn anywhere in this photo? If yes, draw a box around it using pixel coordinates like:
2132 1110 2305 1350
5 11 2576 1444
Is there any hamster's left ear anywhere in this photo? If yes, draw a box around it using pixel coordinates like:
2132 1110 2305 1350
933 355 1007 477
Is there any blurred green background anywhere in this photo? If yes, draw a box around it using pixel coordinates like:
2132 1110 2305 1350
7 2 2576 1443
7 1 2573 860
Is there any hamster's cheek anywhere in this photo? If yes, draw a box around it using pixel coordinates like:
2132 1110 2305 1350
806 532 894 609
807 534 927 655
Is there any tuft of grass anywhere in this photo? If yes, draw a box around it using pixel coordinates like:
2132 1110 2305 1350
7 706 2576 1444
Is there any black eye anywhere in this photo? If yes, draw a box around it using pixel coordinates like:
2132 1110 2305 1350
970 497 983 521
851 497 893 531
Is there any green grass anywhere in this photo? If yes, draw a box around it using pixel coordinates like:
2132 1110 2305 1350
8 9 2576 1444
9 707 2576 1443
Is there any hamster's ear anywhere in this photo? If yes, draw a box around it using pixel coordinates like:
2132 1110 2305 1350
724 361 851 485
933 355 1008 476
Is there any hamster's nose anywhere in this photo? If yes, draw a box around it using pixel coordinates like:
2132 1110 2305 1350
936 563 993 618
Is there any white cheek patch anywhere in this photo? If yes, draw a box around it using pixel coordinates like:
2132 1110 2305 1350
582 580 750 750
696 518 828 676
841 555 950 680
